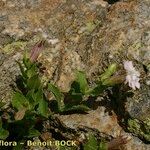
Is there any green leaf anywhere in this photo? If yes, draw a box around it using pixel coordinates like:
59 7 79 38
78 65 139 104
0 102 5 108
68 92 83 104
48 83 64 111
100 64 117 82
23 57 32 69
0 128 9 140
27 75 41 90
102 76 124 86
83 134 98 150
0 119 9 140
26 88 49 116
63 105 90 112
33 89 44 107
37 98 49 118
16 61 27 79
89 84 106 96
70 81 81 93
27 128 41 138
27 88 43 107
99 141 107 150
26 90 36 107
27 64 38 78
12 92 30 110
76 71 89 94
13 141 25 150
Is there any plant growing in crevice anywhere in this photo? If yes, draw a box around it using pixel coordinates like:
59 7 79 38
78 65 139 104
0 41 50 148
48 63 125 113
0 41 140 149
83 134 107 150
82 133 130 150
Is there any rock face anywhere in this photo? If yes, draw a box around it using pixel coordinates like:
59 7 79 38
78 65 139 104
0 0 150 149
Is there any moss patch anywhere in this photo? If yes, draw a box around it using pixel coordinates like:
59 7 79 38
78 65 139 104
2 41 27 54
128 118 150 142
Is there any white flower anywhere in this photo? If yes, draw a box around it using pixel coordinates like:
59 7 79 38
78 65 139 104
123 61 140 90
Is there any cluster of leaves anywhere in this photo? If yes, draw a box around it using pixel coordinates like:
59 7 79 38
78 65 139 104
0 44 121 149
49 63 118 113
13 55 49 119
83 134 107 150
58 134 107 150
0 102 9 140
83 134 130 150
0 55 51 149
128 118 150 142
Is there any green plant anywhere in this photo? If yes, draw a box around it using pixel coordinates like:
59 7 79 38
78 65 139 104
0 118 9 140
0 42 124 149
0 42 50 147
83 134 107 150
48 64 119 113
13 56 49 119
